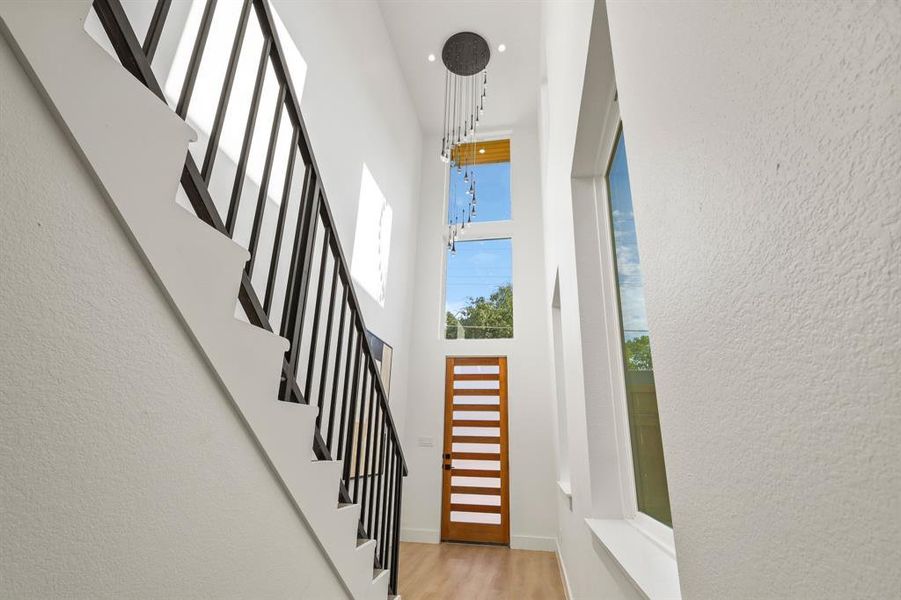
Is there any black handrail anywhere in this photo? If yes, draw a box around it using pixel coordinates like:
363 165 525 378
91 0 406 593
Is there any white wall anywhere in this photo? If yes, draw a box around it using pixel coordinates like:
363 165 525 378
270 0 422 436
605 1 901 598
538 1 646 597
0 33 348 598
399 127 558 551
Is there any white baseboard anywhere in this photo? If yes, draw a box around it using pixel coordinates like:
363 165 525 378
401 528 440 544
510 535 557 552
556 539 574 600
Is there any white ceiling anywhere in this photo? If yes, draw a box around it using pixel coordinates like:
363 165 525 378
378 0 542 138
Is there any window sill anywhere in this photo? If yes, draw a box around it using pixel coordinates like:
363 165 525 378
585 518 681 600
557 480 573 511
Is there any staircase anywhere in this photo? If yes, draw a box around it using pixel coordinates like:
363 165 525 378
0 0 406 598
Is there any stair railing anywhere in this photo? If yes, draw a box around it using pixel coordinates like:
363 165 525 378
91 0 406 592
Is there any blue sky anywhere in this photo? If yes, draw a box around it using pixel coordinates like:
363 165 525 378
445 238 512 315
608 133 650 340
447 162 511 224
445 159 513 315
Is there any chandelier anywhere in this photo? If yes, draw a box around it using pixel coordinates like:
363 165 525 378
439 32 490 254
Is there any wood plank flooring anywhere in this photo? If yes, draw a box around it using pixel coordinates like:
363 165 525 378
397 542 566 599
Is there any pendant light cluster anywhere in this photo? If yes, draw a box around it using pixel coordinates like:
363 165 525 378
438 32 491 254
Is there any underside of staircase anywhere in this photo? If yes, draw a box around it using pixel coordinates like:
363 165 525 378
0 1 403 598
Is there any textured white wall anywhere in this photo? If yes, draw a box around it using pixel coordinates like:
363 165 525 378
399 129 559 551
606 1 901 597
0 34 347 599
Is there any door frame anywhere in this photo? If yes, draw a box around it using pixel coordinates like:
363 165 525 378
440 356 510 545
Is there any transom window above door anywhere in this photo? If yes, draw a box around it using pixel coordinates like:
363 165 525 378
447 139 511 224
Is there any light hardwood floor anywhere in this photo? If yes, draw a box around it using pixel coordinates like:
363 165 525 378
397 542 566 599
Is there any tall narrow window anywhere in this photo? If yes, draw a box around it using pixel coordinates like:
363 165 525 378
606 128 672 526
444 139 513 340
445 239 513 339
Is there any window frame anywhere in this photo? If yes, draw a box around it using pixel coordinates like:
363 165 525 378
439 134 515 341
594 109 673 533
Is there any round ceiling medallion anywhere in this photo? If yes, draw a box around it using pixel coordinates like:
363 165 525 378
441 32 490 76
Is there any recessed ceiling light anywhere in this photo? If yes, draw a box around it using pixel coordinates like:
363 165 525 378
497 44 506 52
427 53 436 62
479 148 486 154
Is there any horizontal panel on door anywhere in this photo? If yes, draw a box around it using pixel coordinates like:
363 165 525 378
452 459 501 470
450 511 501 524
452 468 502 477
453 366 500 376
451 493 501 506
451 476 501 487
453 380 500 389
452 426 500 437
453 396 500 405
453 411 500 421
453 443 500 453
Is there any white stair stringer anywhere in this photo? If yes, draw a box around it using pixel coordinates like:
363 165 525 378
0 2 390 598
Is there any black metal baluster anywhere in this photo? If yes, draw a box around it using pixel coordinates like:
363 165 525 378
278 166 314 338
390 457 403 594
316 256 340 429
175 0 218 118
376 418 390 564
263 130 300 315
284 185 321 385
351 368 370 503
142 0 172 62
337 327 357 460
326 284 349 451
246 87 286 277
303 225 330 403
342 331 363 487
382 441 395 572
367 388 382 539
201 0 252 183
225 38 271 235
359 369 377 533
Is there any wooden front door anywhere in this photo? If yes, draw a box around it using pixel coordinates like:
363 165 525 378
441 356 510 545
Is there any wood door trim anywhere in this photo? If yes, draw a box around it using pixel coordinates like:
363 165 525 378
498 356 510 545
450 503 502 513
452 419 501 427
452 388 501 396
441 356 510 546
454 452 501 460
440 357 455 543
451 485 500 495
453 435 499 444
452 468 502 477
